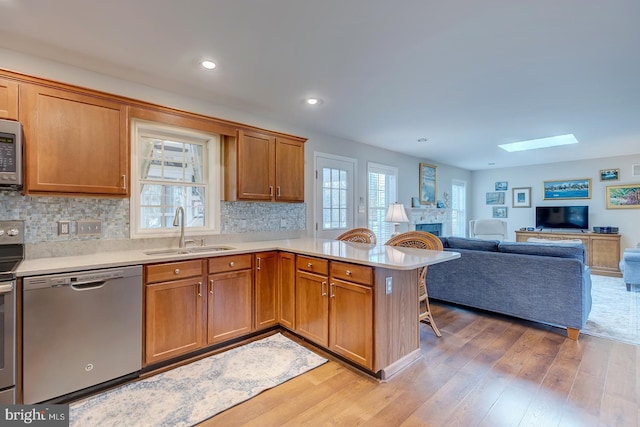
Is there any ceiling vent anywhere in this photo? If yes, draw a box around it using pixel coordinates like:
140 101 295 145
633 164 640 177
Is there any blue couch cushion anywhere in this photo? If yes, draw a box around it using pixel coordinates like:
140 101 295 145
439 236 449 248
498 241 586 263
446 237 499 252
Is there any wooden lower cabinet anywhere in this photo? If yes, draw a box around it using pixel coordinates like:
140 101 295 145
515 231 621 276
144 261 206 365
278 252 296 330
295 256 374 370
255 252 279 330
329 278 373 370
207 255 254 344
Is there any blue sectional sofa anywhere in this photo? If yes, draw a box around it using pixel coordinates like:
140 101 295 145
426 237 592 339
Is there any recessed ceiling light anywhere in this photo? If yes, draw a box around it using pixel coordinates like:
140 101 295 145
305 98 322 105
498 134 578 152
417 138 428 143
201 60 216 70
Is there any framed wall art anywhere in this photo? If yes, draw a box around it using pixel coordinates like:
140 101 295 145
495 181 508 191
486 192 505 205
543 178 591 200
419 163 437 205
599 168 620 181
606 184 640 209
493 206 508 218
512 187 531 208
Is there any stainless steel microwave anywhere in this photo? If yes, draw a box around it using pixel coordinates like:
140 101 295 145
0 119 23 190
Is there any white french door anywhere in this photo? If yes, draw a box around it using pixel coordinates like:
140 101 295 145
314 153 356 239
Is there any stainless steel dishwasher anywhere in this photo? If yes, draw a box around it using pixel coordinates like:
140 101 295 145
23 265 143 404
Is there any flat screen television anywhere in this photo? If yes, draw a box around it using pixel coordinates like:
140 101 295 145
535 206 589 230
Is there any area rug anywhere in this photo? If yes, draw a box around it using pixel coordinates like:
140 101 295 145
583 274 640 346
70 333 327 427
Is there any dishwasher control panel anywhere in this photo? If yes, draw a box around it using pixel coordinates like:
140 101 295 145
23 266 140 290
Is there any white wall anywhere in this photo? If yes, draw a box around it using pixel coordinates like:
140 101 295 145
470 154 640 250
1 47 472 238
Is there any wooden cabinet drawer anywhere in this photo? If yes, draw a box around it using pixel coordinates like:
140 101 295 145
208 254 253 273
146 260 203 284
331 261 373 286
296 255 329 276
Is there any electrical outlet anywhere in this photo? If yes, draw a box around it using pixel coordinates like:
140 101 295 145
280 219 287 227
77 220 102 236
58 221 70 236
385 277 393 295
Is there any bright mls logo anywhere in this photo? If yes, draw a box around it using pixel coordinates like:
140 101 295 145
1 405 68 426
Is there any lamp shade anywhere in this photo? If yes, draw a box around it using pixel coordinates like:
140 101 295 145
385 203 409 223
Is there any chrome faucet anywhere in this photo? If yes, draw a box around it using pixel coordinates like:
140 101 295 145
173 207 187 248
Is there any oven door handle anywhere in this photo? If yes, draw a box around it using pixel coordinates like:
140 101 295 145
0 283 14 294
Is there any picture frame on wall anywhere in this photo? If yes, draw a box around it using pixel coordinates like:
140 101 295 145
495 181 508 191
419 163 437 205
606 184 640 209
543 178 591 200
493 206 508 218
486 192 505 205
600 168 620 181
512 187 531 208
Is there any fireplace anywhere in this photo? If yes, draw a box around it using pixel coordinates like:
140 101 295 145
416 223 442 236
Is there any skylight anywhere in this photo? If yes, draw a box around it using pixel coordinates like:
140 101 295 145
498 134 578 152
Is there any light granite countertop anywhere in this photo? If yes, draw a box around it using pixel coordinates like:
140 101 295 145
17 238 460 277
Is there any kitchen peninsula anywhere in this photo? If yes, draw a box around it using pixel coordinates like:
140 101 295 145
18 238 460 397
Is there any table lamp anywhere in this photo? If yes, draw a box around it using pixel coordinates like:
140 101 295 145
385 203 409 237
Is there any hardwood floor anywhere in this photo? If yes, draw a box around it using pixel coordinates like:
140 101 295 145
202 302 639 426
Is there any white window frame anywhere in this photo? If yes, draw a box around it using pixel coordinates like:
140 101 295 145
367 162 398 243
130 119 221 239
451 179 467 237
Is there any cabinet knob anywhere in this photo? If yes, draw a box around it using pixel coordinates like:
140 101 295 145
229 261 235 267
174 269 180 275
346 270 352 276
307 262 313 268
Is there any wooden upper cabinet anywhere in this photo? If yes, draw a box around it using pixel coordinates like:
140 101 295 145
237 129 275 200
225 129 305 202
19 83 128 196
0 78 18 120
274 137 304 202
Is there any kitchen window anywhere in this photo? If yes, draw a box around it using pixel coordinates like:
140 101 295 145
130 120 220 238
367 162 398 243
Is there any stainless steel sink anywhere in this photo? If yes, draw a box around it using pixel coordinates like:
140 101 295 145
144 248 192 255
144 246 235 256
187 245 235 253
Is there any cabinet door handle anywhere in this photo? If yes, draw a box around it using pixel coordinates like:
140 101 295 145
197 281 202 297
257 257 261 271
121 175 127 190
229 261 235 267
321 281 327 296
174 269 180 275
209 279 214 295
346 270 352 276
307 262 313 268
269 186 274 197
276 186 281 197
330 283 335 298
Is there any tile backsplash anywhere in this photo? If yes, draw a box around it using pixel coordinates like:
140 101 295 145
0 190 306 246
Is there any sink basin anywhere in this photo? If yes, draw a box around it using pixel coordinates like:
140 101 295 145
144 249 192 255
144 246 235 256
187 245 235 253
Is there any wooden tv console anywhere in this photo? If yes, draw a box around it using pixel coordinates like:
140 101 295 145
515 231 621 277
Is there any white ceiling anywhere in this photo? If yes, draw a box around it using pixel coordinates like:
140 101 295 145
1 0 639 171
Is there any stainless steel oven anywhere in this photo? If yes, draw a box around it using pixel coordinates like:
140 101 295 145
0 220 24 404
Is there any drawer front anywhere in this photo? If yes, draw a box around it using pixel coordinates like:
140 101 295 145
146 260 203 284
296 255 329 276
208 254 253 273
331 261 373 286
